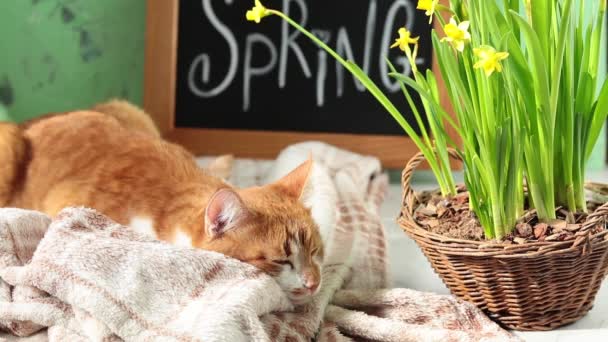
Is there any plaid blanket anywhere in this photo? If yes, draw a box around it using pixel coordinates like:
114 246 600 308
0 142 519 341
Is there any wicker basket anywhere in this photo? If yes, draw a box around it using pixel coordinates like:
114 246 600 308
398 149 608 331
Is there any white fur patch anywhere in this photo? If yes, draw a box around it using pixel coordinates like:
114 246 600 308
129 217 157 238
302 163 336 259
173 230 193 247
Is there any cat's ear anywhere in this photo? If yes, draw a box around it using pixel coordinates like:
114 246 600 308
205 188 250 238
205 154 234 180
273 157 314 200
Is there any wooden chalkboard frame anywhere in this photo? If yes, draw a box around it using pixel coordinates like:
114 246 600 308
143 0 458 168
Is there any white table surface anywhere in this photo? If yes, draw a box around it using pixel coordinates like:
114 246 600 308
390 171 608 342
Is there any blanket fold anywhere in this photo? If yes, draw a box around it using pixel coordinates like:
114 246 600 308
0 142 519 341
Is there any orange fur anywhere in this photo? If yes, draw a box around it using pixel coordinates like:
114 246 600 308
0 122 26 206
0 102 323 303
91 99 161 137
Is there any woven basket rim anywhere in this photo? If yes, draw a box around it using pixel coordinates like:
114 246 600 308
398 215 608 257
400 149 608 257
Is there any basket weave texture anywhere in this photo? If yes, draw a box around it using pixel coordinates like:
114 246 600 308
398 149 608 331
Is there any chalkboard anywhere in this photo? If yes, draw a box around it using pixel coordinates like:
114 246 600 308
143 0 454 167
174 0 431 136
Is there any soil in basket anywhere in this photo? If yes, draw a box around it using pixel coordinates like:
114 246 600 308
413 185 605 242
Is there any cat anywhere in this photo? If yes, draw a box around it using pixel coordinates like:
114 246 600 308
0 100 323 304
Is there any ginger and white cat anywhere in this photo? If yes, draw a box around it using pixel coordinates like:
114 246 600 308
0 100 323 304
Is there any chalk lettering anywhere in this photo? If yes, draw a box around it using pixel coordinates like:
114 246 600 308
243 33 278 111
362 0 377 82
278 0 312 89
188 0 238 98
184 0 427 115
313 30 331 107
335 28 357 97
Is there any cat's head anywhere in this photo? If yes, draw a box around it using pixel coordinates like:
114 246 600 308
195 159 324 305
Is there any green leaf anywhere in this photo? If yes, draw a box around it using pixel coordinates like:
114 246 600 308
585 79 608 159
548 0 572 125
385 58 431 148
509 10 552 139
529 0 551 63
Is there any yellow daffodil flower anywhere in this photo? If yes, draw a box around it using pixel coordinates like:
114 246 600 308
390 28 420 53
473 45 509 76
441 17 471 52
417 0 439 24
246 0 269 24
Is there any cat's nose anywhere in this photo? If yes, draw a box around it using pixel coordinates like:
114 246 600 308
303 279 319 293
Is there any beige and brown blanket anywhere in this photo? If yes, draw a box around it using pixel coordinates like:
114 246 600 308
0 142 519 341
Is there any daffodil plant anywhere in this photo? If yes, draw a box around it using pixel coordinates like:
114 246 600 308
388 1 524 238
412 2 524 238
422 0 607 236
246 0 608 240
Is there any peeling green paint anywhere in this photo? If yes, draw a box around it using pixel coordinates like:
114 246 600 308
0 103 8 122
0 0 145 123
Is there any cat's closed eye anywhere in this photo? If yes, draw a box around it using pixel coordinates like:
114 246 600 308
274 259 294 269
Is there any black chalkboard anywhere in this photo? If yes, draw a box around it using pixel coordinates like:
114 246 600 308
174 0 433 136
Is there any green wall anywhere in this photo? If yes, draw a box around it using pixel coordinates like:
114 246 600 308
0 0 605 168
0 0 145 122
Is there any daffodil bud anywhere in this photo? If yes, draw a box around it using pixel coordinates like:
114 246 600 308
246 0 270 24
458 1 469 21
449 0 466 20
